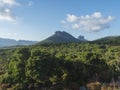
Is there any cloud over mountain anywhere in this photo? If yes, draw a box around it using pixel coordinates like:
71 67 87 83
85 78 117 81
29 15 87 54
62 12 114 32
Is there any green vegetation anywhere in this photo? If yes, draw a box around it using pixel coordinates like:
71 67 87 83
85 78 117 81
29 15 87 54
92 36 120 45
0 43 120 90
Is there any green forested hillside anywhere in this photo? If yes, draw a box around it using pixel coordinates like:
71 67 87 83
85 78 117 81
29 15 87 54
0 43 120 90
92 36 120 45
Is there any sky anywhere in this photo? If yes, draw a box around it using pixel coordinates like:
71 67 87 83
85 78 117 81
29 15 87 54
0 0 120 41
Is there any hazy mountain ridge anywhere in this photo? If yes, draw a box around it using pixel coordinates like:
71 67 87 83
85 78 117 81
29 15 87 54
0 38 38 47
0 31 120 47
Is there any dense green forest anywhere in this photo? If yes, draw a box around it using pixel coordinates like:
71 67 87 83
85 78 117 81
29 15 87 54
0 43 120 90
91 36 120 45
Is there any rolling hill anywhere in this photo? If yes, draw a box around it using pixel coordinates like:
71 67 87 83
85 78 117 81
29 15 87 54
92 36 120 45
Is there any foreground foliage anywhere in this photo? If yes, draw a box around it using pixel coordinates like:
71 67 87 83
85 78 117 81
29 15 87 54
0 43 120 89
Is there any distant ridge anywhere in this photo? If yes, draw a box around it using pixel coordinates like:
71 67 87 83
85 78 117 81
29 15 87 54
39 31 87 44
0 38 38 47
1 31 120 47
92 36 120 45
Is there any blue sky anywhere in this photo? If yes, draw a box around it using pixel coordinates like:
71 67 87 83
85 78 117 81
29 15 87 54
0 0 120 41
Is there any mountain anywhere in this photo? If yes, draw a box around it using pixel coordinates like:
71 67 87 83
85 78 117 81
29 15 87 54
78 35 87 41
39 31 87 44
92 36 120 45
17 40 37 45
0 38 38 47
39 30 120 45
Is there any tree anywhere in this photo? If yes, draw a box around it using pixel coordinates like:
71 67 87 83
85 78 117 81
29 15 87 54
4 48 30 84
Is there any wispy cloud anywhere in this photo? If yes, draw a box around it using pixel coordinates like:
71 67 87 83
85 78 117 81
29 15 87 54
27 1 34 7
61 12 114 32
5 32 17 37
0 0 19 22
0 32 17 38
0 0 18 7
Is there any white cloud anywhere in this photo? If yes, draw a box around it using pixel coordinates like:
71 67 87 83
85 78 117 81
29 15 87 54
0 0 19 22
92 12 102 18
0 8 16 21
0 0 18 6
66 14 78 22
62 12 114 32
